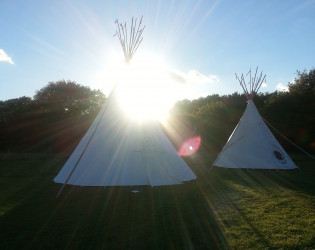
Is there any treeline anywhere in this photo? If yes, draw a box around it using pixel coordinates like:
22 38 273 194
168 68 315 155
0 68 314 155
0 80 105 153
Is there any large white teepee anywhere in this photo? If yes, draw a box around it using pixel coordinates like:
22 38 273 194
213 68 297 169
54 17 196 192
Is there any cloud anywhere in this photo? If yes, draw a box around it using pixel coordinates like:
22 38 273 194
188 70 219 84
166 69 220 100
167 70 187 84
261 82 267 88
0 49 14 64
167 69 219 85
276 82 289 92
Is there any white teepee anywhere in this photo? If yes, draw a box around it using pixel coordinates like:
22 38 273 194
213 68 297 169
54 17 196 194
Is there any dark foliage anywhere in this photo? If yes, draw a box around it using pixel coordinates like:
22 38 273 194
0 68 314 155
171 68 315 154
34 80 105 117
0 80 106 153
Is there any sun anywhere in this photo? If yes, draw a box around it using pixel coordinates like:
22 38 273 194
111 54 179 122
97 18 183 122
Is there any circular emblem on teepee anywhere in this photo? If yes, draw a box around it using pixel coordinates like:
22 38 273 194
273 150 285 161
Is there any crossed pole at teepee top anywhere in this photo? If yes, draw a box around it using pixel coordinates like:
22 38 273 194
114 16 145 64
235 67 266 100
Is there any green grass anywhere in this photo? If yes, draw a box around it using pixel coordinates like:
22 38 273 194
0 153 314 249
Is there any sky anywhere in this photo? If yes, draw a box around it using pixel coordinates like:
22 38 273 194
1 0 315 101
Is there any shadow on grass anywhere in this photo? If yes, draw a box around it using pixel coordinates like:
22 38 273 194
0 157 228 250
1 152 314 249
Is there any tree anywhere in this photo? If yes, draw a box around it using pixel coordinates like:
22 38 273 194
0 81 106 153
34 80 105 117
0 96 32 123
289 68 315 95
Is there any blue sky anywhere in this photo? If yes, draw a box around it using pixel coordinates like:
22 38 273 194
1 0 315 101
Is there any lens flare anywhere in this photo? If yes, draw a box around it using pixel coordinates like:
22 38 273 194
178 136 201 156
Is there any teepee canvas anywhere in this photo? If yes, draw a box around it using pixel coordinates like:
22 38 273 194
213 68 297 169
54 17 196 194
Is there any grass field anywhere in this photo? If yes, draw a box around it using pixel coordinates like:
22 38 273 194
0 152 314 249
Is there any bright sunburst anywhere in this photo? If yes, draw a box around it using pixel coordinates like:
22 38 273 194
98 17 182 122
111 54 180 122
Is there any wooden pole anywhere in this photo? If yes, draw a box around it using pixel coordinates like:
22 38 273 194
236 67 266 99
114 16 145 63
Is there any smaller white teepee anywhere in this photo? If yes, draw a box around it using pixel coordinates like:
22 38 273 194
213 68 297 169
